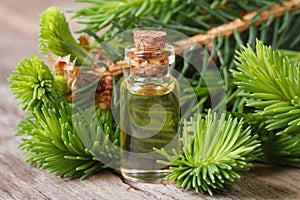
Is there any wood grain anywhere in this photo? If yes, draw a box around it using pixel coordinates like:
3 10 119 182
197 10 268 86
1 0 300 199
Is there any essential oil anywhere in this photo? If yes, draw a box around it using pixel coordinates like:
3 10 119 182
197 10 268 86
120 30 180 182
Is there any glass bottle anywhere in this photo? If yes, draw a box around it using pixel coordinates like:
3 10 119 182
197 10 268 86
120 30 180 182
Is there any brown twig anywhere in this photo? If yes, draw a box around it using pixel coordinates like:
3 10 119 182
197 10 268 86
173 0 300 54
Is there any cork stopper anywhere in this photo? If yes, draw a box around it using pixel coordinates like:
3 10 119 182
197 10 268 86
134 30 167 50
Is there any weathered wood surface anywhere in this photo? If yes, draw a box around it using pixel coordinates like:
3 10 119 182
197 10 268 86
1 0 300 199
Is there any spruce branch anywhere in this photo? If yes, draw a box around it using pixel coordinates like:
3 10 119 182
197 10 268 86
72 0 282 39
174 0 300 53
232 40 300 135
232 40 300 167
8 32 121 179
16 99 119 179
9 54 121 179
8 55 57 111
156 110 261 195
40 6 90 64
73 0 300 84
70 0 300 109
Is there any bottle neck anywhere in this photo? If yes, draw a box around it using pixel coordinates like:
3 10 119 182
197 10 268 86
125 44 175 79
129 50 169 79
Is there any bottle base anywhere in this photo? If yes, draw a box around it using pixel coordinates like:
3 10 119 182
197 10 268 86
121 168 171 183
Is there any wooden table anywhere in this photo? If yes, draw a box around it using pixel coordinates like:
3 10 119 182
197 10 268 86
1 1 300 199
